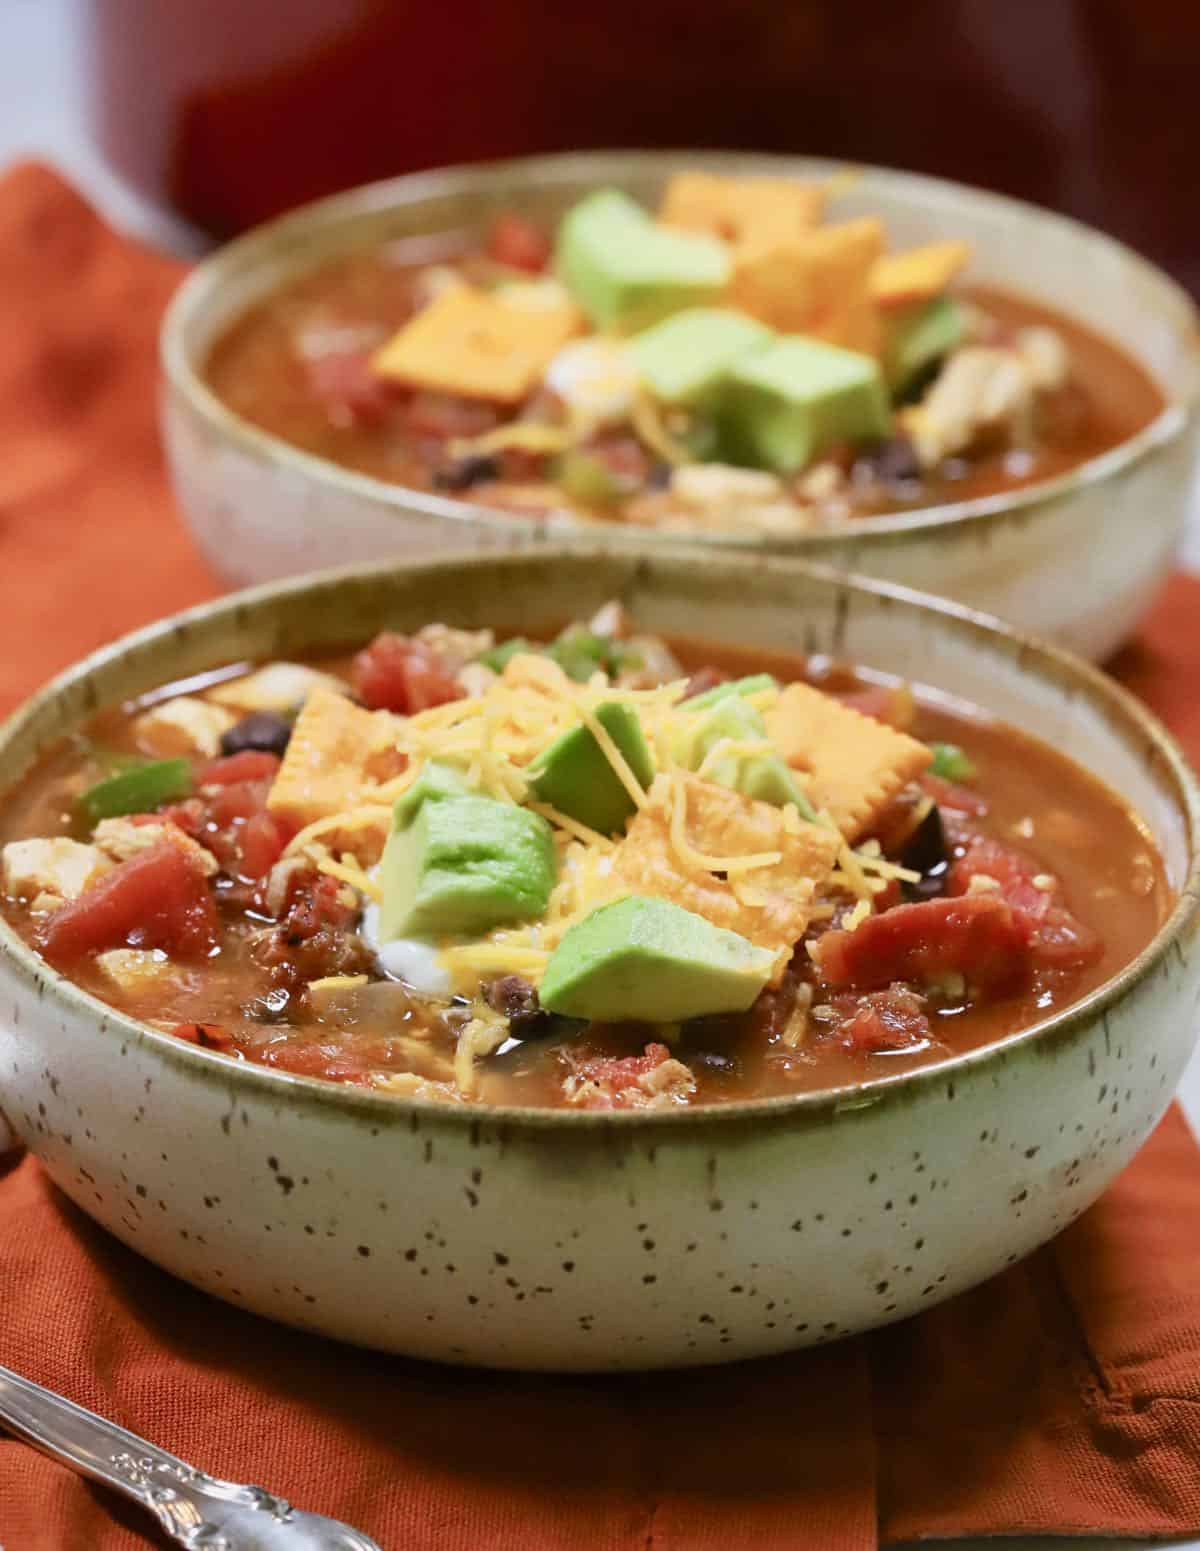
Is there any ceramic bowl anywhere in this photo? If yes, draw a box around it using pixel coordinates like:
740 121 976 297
161 150 1200 660
2 550 1199 1372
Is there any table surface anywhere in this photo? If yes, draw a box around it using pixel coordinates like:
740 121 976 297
5 2 1200 1546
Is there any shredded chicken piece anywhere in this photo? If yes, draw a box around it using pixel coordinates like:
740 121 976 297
415 623 495 674
92 818 219 878
372 1072 464 1102
1013 325 1070 392
902 346 1036 469
637 1057 698 1103
453 1014 511 1097
456 661 498 698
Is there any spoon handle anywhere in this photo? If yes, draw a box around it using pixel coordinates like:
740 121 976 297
0 1362 293 1544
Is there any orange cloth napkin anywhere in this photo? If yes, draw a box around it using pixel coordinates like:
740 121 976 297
2 161 1200 1550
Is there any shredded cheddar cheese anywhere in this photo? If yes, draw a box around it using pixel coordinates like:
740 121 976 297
263 632 938 1018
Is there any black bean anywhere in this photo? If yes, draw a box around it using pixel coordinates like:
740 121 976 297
433 453 501 492
485 975 555 1040
220 711 293 758
901 805 949 900
691 1051 740 1078
854 434 921 488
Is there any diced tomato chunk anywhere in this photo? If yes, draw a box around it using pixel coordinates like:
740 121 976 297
148 799 205 837
303 348 396 427
485 211 552 272
947 835 1038 899
1024 903 1103 969
812 895 1030 997
837 684 916 731
921 772 988 817
274 871 357 940
824 984 932 1053
39 843 218 966
198 751 280 786
255 1041 374 1086
564 1042 682 1110
236 811 288 882
206 779 273 829
351 631 464 713
948 835 1102 970
403 391 501 442
682 666 730 701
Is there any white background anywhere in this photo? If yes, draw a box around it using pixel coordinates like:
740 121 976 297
2 2 1198 1546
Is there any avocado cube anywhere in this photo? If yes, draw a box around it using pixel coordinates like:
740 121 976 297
526 702 655 836
379 795 555 940
885 295 965 391
719 337 891 474
627 307 773 406
555 190 731 333
539 896 775 1022
675 696 813 815
685 672 778 711
392 760 474 829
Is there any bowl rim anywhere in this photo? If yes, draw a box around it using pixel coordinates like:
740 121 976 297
160 147 1200 557
2 546 1198 1134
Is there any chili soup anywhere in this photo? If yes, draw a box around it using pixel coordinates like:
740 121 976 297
205 171 1163 536
0 607 1168 1110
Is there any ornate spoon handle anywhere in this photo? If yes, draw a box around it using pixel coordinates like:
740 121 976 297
0 1362 304 1547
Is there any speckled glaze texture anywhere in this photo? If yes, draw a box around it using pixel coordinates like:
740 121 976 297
161 150 1200 660
2 552 1200 1371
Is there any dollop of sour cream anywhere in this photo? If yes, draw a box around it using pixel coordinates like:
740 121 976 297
360 900 452 997
543 338 640 426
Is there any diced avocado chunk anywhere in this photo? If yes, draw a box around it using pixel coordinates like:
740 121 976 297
555 190 731 333
685 672 778 710
526 701 655 836
379 795 555 940
393 760 474 828
540 895 775 1022
675 697 814 815
718 337 891 474
885 296 965 392
627 307 773 406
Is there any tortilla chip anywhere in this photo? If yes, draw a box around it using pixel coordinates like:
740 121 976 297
267 687 402 831
612 773 841 966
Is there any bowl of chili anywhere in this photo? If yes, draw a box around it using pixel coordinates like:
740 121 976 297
161 150 1200 660
1 548 1198 1369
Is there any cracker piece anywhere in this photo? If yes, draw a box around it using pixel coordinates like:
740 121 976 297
766 683 931 839
371 285 582 403
726 218 885 351
871 240 972 308
660 171 826 250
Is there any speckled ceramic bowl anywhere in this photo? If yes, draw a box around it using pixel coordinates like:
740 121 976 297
161 150 1200 660
2 550 1199 1371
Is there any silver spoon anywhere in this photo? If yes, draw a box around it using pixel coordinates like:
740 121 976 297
0 1362 384 1549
